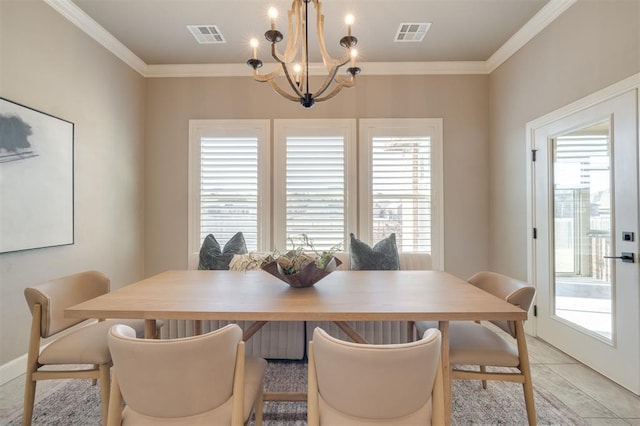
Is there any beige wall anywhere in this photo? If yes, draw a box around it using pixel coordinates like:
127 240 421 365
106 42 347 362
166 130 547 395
143 74 491 279
0 1 146 365
488 0 640 279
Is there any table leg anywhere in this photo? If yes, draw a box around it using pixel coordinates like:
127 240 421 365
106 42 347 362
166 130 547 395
333 321 368 344
144 319 157 339
194 320 203 335
243 321 268 341
439 320 451 426
407 321 415 342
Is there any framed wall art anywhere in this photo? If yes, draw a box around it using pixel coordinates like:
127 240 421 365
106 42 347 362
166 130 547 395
0 97 74 253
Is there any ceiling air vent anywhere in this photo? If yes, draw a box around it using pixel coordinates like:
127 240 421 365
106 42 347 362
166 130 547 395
394 23 431 42
187 25 226 44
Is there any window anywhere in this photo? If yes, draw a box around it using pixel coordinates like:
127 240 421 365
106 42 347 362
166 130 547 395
359 119 443 269
188 120 270 267
188 118 443 270
371 136 431 250
273 119 356 251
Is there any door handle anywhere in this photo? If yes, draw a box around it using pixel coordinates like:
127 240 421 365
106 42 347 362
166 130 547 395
603 252 635 263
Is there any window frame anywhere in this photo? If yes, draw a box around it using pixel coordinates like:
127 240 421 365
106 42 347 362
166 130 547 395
188 119 271 268
272 119 357 251
187 118 443 271
358 118 444 270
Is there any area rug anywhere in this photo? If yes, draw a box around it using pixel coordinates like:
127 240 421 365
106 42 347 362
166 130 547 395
4 360 587 425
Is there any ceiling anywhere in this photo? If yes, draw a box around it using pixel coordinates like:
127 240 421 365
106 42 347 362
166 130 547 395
53 0 574 76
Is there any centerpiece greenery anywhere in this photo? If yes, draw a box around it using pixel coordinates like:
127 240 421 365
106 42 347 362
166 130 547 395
232 234 342 288
274 234 340 273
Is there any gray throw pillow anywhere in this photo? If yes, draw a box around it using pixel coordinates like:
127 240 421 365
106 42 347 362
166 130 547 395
198 232 248 270
349 233 400 270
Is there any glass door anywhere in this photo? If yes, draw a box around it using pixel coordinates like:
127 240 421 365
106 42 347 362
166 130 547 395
532 90 639 395
552 122 612 341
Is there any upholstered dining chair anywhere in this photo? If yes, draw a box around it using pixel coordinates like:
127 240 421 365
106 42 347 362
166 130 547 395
308 326 444 426
415 271 537 425
23 270 156 426
107 323 267 426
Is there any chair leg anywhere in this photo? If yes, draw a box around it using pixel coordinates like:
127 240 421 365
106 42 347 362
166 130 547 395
99 364 111 425
22 375 36 426
107 371 124 426
92 364 99 385
479 365 488 389
522 378 536 426
515 321 536 426
254 386 264 426
23 306 42 426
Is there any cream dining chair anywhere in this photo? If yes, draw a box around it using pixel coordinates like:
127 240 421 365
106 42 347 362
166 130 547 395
107 323 267 426
23 270 155 426
415 271 537 425
308 326 444 426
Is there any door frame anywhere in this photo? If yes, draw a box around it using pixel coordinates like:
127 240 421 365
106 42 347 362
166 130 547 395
526 72 640 336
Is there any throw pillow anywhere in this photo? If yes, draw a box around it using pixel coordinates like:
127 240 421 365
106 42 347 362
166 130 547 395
198 232 248 270
349 233 400 271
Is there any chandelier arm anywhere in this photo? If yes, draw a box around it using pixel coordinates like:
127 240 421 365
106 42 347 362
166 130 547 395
314 83 346 103
335 54 352 68
281 64 305 98
313 1 353 70
311 66 340 98
315 74 356 103
333 74 356 88
313 58 351 99
314 2 340 68
267 79 302 102
282 2 302 63
271 35 296 64
252 65 283 82
264 1 301 65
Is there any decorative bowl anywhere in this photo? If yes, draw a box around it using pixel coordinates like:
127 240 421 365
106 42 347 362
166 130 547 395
262 256 342 288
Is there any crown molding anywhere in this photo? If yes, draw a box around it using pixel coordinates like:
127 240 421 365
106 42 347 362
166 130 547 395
43 0 148 75
486 0 577 73
45 0 575 78
355 61 489 76
145 61 490 78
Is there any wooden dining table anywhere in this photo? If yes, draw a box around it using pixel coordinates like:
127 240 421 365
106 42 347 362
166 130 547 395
65 269 527 425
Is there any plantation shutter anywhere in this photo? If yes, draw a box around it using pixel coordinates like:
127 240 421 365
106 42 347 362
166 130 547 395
285 136 345 251
371 136 431 252
200 136 259 250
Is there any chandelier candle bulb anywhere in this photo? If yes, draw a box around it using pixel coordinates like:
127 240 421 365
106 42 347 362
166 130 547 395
268 7 278 30
345 14 354 37
294 63 302 84
350 49 357 67
250 38 259 59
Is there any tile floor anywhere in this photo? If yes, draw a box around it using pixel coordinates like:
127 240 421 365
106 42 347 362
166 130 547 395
1 334 639 425
524 335 640 425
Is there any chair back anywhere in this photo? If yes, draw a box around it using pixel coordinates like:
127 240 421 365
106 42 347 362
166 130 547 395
24 270 110 337
468 271 536 337
309 327 442 424
108 323 242 419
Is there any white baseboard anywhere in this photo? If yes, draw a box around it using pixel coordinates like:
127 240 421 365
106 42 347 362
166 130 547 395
0 353 26 386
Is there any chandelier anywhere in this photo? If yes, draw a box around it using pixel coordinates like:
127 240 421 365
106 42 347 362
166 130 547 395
247 0 360 109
